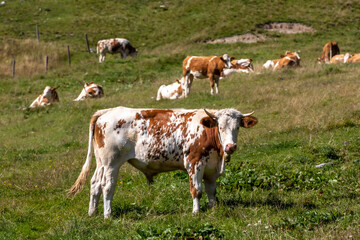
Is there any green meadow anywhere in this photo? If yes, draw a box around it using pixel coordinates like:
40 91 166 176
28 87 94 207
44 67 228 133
1 0 360 239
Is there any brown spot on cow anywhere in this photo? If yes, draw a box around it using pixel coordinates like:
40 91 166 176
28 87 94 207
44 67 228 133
114 119 126 130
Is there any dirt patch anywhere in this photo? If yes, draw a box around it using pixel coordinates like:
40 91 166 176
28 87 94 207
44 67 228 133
258 22 315 34
206 33 268 44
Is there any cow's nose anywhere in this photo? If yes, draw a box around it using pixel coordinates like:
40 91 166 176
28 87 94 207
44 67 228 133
225 144 237 154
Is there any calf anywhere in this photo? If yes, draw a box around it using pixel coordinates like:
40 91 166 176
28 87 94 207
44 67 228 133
67 107 257 218
221 59 254 79
29 86 59 108
263 51 300 70
156 78 186 101
74 82 104 101
97 38 138 63
182 54 234 96
317 41 340 63
329 53 352 64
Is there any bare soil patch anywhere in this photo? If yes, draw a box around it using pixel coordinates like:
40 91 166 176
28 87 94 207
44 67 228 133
258 22 315 34
206 33 268 44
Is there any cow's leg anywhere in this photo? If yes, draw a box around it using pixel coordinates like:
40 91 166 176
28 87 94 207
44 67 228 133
187 161 205 214
88 165 104 216
183 74 193 97
214 76 220 94
204 176 217 209
208 74 215 95
101 161 123 218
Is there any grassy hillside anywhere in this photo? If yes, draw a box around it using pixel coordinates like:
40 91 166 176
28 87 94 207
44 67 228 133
1 0 360 239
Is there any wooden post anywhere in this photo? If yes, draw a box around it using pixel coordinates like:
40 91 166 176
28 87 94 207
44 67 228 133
45 56 48 73
12 59 15 78
67 45 71 66
36 24 40 42
85 33 90 53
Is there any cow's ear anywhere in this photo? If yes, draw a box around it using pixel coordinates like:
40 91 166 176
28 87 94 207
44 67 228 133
249 58 253 62
176 79 180 84
201 117 217 128
280 54 285 58
230 56 235 61
240 116 258 128
220 56 224 61
89 81 94 84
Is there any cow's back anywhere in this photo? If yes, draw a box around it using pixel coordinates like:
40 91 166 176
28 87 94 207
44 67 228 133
183 56 214 76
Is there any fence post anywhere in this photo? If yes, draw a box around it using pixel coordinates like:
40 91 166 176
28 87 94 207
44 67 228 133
45 56 48 73
12 59 15 78
36 24 40 42
67 45 71 66
85 33 90 53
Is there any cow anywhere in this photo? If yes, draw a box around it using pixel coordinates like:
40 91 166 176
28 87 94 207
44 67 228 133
29 86 59 108
346 53 360 63
156 78 186 101
97 38 138 63
220 59 254 79
263 51 301 70
74 81 104 101
317 41 340 63
182 54 234 96
329 53 352 64
67 107 258 218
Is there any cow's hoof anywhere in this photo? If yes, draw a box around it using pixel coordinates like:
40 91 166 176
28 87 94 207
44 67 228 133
88 208 98 217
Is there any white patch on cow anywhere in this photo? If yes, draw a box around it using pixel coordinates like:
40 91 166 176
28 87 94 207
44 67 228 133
263 60 274 69
185 56 196 70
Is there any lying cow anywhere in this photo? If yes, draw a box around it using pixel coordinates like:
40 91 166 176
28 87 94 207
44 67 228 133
346 53 360 63
263 51 300 70
156 78 186 101
182 54 234 96
329 53 352 64
67 107 257 218
317 41 340 63
74 82 104 101
221 59 254 79
97 38 138 63
29 86 59 108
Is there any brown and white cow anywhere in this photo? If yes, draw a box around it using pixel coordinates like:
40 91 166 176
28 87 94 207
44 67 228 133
29 86 59 108
97 38 138 63
329 53 352 64
67 107 257 218
156 78 186 101
346 53 360 63
182 54 234 96
74 82 104 101
220 59 254 79
317 41 340 63
263 51 301 70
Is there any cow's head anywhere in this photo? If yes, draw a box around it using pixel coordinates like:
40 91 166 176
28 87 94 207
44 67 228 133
204 108 258 155
220 54 235 69
43 86 59 101
74 82 104 101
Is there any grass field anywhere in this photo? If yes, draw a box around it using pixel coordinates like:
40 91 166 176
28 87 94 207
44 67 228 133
1 0 360 239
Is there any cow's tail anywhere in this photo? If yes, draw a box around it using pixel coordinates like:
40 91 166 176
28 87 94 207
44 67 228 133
67 109 108 197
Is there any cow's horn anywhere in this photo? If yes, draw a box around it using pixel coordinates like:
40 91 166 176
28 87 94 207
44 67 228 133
204 109 217 120
242 111 254 117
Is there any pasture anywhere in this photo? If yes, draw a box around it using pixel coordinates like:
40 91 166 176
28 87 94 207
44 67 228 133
1 0 360 239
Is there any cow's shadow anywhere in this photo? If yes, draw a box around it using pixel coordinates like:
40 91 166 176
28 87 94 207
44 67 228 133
112 203 178 219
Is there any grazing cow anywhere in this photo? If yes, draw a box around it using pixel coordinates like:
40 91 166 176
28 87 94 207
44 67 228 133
29 86 59 108
263 51 301 70
221 59 254 79
74 82 104 101
156 78 186 101
182 54 234 96
329 53 352 64
346 53 360 63
67 107 258 218
97 38 138 63
317 41 340 63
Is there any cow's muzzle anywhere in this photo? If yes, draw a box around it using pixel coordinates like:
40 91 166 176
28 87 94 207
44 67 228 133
225 143 237 154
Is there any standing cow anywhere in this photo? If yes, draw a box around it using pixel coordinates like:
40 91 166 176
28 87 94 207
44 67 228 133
97 38 138 63
317 41 340 63
74 82 104 101
67 107 258 218
182 54 234 96
29 86 59 108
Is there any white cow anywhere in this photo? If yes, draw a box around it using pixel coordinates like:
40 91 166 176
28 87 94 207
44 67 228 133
74 82 104 101
221 59 254 79
156 78 186 100
29 86 59 108
67 107 258 218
